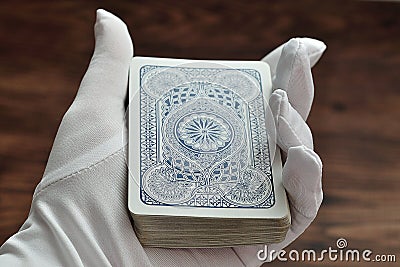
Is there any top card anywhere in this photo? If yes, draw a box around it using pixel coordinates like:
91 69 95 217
129 57 288 219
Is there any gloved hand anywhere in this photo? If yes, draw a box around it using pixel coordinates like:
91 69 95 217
0 9 325 267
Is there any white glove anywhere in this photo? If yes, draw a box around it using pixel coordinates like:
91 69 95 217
0 9 325 267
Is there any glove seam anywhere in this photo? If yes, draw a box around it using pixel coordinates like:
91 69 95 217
230 248 247 267
33 147 125 200
278 115 304 151
285 40 301 94
289 194 319 219
290 199 318 220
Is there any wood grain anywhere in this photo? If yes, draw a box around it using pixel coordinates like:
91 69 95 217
0 1 399 266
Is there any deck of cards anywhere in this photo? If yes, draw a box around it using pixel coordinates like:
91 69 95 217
128 56 290 248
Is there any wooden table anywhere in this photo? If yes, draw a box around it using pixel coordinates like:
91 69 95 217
0 1 399 266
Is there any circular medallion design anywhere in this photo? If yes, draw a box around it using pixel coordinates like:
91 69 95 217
212 70 260 101
142 68 188 98
224 169 272 206
143 166 195 204
175 113 233 153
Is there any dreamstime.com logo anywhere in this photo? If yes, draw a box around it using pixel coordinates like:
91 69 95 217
257 238 397 263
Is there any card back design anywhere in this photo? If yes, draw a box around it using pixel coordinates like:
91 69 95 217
139 65 275 208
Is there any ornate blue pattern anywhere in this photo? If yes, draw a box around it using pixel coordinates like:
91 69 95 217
139 65 275 208
176 113 233 153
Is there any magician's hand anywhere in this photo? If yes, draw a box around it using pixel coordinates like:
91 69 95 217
0 9 325 267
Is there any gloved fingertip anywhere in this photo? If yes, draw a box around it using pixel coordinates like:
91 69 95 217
284 146 323 189
272 88 287 98
285 38 300 52
92 8 133 62
96 8 110 20
76 9 133 103
295 38 327 67
269 89 289 117
275 38 307 90
283 37 308 62
289 145 323 170
275 38 313 120
283 145 323 218
304 145 323 170
95 8 126 25
297 37 327 53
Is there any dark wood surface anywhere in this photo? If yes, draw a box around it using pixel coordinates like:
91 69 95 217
0 1 399 266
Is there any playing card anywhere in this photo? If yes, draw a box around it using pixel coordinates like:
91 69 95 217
128 57 289 220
